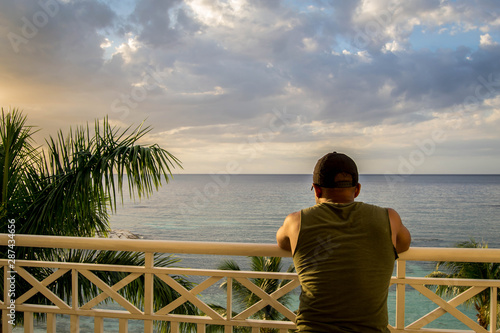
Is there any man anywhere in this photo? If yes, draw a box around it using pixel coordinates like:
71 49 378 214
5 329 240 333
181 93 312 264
276 152 411 333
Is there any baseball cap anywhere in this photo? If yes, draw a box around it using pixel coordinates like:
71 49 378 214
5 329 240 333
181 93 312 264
312 152 358 188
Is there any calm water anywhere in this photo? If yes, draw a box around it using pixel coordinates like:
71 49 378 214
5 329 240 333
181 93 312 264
109 174 500 249
21 174 500 332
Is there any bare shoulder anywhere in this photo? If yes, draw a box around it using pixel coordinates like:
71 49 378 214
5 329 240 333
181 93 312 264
280 211 301 236
285 211 301 225
387 208 402 223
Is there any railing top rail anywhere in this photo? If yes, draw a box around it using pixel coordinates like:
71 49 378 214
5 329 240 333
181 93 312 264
0 233 291 257
2 234 500 262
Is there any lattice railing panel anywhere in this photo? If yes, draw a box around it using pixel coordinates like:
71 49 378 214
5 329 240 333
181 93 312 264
1 259 299 333
389 261 500 333
1 235 500 333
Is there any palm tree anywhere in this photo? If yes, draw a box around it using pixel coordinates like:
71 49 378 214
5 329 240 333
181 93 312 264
208 256 296 333
426 238 500 329
1 109 181 237
0 108 197 332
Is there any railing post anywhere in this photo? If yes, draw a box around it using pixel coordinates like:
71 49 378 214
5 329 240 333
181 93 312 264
23 312 33 333
1 311 12 333
491 286 498 333
171 321 179 333
197 323 206 333
119 318 128 332
71 268 80 333
144 252 154 333
395 259 406 330
226 277 233 333
94 317 103 333
226 277 232 320
47 313 56 333
3 266 13 333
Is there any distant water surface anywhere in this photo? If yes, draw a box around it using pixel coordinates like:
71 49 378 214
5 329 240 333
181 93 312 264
108 174 500 330
18 175 500 332
110 174 500 249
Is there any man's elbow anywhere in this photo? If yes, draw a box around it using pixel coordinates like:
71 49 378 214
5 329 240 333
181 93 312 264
277 239 292 252
396 231 411 253
276 232 292 252
396 242 410 254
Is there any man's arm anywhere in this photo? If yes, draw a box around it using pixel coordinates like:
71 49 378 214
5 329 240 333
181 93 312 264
276 211 300 253
388 208 411 253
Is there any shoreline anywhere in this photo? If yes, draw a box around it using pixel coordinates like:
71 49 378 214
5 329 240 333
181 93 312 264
96 229 142 239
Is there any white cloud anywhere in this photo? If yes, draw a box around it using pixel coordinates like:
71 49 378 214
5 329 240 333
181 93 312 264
384 40 405 53
114 35 141 63
186 0 227 27
480 33 499 48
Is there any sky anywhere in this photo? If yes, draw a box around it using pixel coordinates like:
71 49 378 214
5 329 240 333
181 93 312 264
1 0 500 175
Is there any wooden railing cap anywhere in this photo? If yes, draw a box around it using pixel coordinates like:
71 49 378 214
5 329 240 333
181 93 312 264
1 234 500 262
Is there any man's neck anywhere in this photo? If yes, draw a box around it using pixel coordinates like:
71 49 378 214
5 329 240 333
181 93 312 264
317 197 355 204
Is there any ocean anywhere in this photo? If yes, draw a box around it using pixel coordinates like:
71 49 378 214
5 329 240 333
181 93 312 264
18 174 500 332
108 174 500 249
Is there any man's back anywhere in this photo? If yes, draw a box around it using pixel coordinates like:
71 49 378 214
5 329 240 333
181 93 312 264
276 151 411 332
293 202 396 333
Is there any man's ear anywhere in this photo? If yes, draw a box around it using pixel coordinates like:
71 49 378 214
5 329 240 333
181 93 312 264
354 183 361 198
313 184 323 198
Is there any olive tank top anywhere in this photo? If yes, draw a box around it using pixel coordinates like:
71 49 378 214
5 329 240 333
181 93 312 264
293 202 396 333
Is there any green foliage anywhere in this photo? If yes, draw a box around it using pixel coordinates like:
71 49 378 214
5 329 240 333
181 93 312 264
0 108 198 332
426 238 500 329
0 110 40 221
1 108 181 237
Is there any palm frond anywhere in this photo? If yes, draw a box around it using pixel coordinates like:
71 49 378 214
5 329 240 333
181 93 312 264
218 259 241 271
6 114 182 237
0 108 40 221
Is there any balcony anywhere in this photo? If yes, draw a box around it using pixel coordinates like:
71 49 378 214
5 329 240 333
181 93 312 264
1 234 499 333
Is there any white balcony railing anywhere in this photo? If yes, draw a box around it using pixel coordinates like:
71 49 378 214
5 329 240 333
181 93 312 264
1 234 499 333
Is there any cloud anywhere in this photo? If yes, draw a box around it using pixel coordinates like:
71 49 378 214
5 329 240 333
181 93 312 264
480 33 499 47
1 0 500 173
0 0 120 115
128 0 202 47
